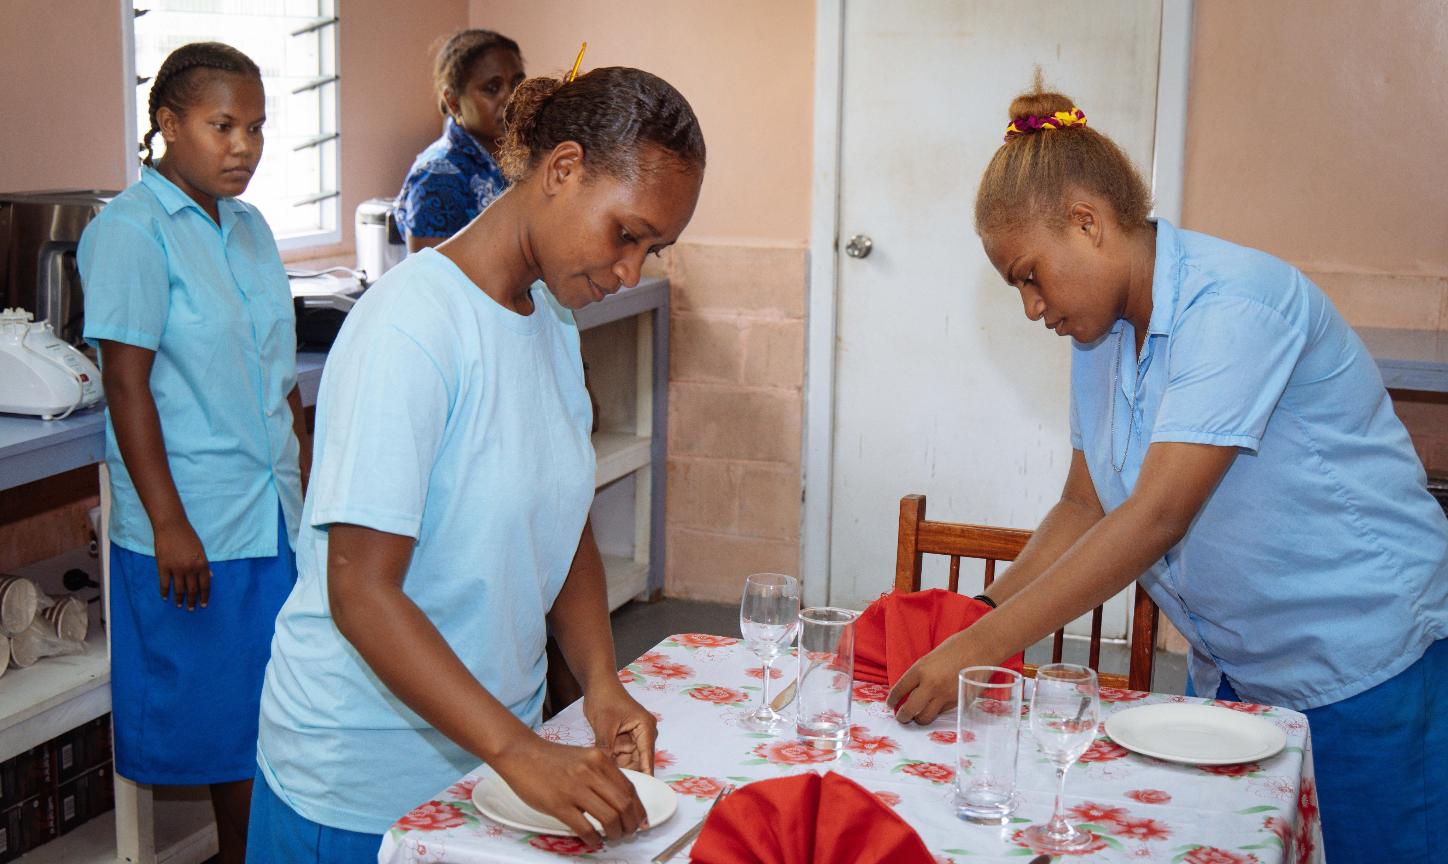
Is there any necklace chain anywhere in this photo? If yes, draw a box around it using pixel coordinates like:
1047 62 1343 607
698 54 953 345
1110 327 1138 473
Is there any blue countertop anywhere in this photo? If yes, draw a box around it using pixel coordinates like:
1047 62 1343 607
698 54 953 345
0 276 669 493
1358 327 1448 394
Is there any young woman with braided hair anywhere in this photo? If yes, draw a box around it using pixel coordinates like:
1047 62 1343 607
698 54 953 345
885 77 1447 859
249 65 705 861
78 42 306 863
395 28 526 251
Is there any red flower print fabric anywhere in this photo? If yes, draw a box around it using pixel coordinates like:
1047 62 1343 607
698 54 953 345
395 801 467 832
687 685 748 705
1124 789 1172 805
527 835 598 855
899 761 954 784
1182 847 1260 864
752 740 838 765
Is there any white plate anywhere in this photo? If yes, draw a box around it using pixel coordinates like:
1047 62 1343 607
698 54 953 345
1105 703 1287 766
471 767 677 837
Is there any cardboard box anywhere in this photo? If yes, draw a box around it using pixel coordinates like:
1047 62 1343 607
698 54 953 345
0 748 51 812
54 762 113 837
0 796 55 863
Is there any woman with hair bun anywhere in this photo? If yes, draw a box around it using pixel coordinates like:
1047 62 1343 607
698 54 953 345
885 77 1446 860
395 28 525 251
248 65 705 862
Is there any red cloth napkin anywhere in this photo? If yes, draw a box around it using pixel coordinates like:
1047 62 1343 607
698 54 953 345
689 771 933 864
853 588 1024 685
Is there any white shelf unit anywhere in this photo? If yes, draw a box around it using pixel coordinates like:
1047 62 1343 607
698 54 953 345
577 277 669 611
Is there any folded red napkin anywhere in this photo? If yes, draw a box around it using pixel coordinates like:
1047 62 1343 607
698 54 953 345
689 771 933 864
854 588 1024 685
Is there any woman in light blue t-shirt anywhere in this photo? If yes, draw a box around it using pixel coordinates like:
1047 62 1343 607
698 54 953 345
886 80 1447 861
248 66 706 863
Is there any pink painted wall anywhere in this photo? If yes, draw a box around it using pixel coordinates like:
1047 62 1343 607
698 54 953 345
469 0 816 245
0 0 468 255
1182 0 1448 327
0 0 131 193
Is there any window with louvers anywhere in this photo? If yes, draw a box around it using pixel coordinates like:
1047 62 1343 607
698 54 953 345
132 0 339 247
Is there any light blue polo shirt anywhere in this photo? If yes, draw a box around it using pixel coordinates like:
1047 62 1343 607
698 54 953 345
79 167 302 559
1071 219 1448 711
256 248 595 834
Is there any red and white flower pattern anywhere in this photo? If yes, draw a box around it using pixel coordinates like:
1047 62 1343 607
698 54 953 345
395 801 468 832
1098 687 1151 703
670 633 740 649
1182 847 1260 864
686 685 748 705
667 775 726 799
382 638 1322 864
1124 788 1171 805
898 761 954 784
751 740 838 766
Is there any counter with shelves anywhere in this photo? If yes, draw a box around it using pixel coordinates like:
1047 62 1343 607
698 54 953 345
0 277 668 861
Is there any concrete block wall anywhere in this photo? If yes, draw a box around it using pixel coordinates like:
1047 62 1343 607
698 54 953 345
658 241 808 603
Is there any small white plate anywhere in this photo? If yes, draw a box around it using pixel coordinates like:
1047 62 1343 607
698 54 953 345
1105 703 1287 766
471 767 677 837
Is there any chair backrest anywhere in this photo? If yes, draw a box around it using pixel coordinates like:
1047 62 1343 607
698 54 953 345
895 493 1158 692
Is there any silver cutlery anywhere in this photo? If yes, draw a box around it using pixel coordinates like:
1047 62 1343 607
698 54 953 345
651 782 736 862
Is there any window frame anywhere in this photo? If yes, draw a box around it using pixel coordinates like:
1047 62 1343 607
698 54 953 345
122 0 342 252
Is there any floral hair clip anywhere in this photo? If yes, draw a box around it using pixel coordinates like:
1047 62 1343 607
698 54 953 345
1004 108 1087 141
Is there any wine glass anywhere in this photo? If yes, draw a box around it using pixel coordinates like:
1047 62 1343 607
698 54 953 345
739 573 800 733
1023 663 1101 853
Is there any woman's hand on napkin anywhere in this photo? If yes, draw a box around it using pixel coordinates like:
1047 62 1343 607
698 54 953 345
494 736 648 847
887 630 985 725
585 682 659 774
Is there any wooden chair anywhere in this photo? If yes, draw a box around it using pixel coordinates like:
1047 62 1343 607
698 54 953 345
894 493 1159 691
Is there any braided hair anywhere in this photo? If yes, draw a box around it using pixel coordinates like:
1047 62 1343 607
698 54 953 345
432 29 522 119
141 42 262 167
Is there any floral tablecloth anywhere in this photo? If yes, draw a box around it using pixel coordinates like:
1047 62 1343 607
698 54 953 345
380 635 1323 864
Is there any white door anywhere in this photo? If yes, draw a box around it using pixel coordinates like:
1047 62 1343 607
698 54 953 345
824 0 1163 637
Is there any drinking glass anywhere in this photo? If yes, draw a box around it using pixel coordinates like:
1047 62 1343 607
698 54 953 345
1023 663 1101 853
795 606 858 752
955 666 1024 823
739 573 800 732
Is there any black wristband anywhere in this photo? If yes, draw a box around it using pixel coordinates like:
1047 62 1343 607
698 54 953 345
971 593 997 609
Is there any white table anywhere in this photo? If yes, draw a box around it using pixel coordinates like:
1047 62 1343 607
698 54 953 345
382 635 1323 863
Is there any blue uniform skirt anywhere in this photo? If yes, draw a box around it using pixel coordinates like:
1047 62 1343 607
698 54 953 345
245 771 384 864
109 507 295 784
1213 638 1446 863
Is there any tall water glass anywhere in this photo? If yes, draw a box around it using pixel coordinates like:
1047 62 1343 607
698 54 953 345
1024 664 1101 853
795 607 858 753
955 666 1024 823
739 573 800 733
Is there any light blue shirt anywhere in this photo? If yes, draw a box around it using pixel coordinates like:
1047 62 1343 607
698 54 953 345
256 248 595 833
1071 219 1448 711
79 167 301 559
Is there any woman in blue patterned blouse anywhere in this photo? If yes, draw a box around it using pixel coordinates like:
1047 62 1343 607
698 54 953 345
395 29 525 251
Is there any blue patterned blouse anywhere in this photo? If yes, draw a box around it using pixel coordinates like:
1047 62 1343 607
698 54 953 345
394 118 508 240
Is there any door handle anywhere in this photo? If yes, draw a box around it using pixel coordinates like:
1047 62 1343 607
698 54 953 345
844 234 873 259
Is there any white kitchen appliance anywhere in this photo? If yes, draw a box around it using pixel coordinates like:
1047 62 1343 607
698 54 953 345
0 307 102 420
354 197 405 284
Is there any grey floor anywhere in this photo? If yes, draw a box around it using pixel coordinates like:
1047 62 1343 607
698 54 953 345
611 598 1188 694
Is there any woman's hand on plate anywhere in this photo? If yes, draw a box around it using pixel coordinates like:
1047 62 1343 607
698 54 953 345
493 737 646 847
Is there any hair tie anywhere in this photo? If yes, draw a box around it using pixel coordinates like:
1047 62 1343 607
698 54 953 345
1004 107 1087 141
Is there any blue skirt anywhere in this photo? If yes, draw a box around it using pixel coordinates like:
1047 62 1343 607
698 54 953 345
245 770 383 864
109 507 295 784
1213 639 1446 863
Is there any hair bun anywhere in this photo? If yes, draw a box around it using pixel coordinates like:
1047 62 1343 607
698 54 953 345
498 76 564 178
1008 90 1076 122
